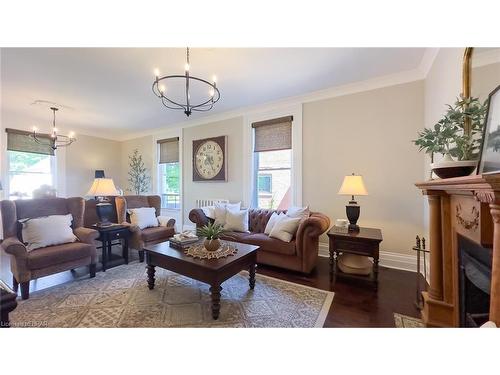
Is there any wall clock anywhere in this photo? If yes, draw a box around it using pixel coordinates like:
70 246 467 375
192 136 227 181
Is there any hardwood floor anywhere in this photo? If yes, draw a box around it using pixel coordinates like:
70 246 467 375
0 246 422 327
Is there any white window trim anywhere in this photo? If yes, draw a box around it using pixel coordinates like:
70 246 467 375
243 104 303 208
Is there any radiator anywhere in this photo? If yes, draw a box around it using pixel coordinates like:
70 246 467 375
195 199 229 208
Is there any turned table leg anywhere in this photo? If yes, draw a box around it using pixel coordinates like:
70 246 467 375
147 265 156 290
210 284 222 320
249 263 256 290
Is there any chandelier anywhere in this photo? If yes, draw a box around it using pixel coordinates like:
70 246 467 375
32 107 76 150
152 47 221 117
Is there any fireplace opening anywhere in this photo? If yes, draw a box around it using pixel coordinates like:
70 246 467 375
458 235 492 327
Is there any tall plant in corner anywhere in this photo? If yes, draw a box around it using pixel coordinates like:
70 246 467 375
128 149 149 194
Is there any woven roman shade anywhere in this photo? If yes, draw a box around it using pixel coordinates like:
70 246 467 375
252 116 293 152
5 128 54 156
158 137 180 163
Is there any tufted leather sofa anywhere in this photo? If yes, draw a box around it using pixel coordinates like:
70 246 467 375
189 208 330 273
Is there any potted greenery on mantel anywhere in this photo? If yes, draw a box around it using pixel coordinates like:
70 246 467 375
413 96 488 179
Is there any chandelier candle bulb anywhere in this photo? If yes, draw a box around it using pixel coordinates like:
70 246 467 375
154 68 160 78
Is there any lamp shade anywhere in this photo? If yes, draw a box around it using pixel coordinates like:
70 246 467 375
86 178 119 197
338 174 368 196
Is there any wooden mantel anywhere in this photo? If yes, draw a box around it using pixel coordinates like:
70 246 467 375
416 174 500 327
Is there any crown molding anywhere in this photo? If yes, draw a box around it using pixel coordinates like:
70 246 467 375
118 65 426 141
418 48 440 78
472 48 500 68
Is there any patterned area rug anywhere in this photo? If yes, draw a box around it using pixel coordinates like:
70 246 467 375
10 262 334 328
394 313 425 328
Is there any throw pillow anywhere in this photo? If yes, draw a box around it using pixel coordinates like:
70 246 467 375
264 212 286 235
157 216 174 227
269 216 301 242
128 207 158 229
201 206 216 219
214 202 241 226
224 209 249 232
286 206 310 220
21 214 77 251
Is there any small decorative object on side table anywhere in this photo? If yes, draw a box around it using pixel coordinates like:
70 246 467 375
327 226 383 290
91 224 131 271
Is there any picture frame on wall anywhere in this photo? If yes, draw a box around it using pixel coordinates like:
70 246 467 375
478 85 500 175
192 136 227 182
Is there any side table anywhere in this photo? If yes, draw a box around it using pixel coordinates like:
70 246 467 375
91 224 131 271
327 226 383 290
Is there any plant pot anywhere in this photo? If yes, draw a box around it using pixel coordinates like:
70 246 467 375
203 238 221 252
431 158 477 179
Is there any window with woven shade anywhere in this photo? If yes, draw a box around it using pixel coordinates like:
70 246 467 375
5 128 56 199
157 137 180 209
252 116 293 209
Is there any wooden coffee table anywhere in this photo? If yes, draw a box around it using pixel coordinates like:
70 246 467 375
143 240 259 320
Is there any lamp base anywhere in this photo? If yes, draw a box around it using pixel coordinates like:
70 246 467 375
346 201 360 232
96 201 113 227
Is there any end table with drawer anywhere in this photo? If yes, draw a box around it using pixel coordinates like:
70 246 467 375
91 224 131 271
327 226 383 290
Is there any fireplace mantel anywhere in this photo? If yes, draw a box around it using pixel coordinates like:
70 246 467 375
416 174 500 327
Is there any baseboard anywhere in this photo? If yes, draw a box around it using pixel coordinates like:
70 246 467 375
319 243 426 275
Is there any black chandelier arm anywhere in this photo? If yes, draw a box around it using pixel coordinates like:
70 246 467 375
152 75 220 108
160 96 188 111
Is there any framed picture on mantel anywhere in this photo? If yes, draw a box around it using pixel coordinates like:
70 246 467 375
478 85 500 175
192 136 227 182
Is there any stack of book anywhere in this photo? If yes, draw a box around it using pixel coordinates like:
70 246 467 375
169 236 200 250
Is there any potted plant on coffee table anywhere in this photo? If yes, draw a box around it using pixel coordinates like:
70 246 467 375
197 222 225 251
413 96 488 179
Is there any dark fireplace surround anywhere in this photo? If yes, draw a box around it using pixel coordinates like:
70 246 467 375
458 235 492 327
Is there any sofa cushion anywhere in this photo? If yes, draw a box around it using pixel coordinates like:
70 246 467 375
141 226 175 243
240 233 296 256
22 214 77 251
221 231 251 242
27 242 92 269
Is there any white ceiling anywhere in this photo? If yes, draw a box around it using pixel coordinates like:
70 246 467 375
1 48 428 139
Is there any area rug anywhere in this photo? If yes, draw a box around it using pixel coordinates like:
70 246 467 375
394 313 425 328
10 262 334 328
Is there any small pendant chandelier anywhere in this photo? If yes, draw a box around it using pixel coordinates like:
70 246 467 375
32 107 76 150
152 47 221 117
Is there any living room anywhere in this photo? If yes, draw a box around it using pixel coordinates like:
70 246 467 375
1 1 499 374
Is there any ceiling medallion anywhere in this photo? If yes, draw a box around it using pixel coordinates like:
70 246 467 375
152 47 221 117
32 107 76 150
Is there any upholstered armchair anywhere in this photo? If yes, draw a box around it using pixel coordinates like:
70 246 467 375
0 197 98 299
115 195 175 262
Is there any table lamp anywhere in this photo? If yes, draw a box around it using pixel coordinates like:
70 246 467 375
86 178 119 227
338 173 368 232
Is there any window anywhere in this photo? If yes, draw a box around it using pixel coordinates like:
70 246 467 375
157 137 180 209
7 150 56 199
159 162 180 209
252 116 293 210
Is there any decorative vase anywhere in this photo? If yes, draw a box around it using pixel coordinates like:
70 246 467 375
431 153 477 179
204 238 221 252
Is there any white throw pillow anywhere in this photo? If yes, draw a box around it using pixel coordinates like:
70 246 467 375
157 216 174 227
214 202 241 226
286 206 310 220
201 206 216 219
269 216 301 242
224 209 249 232
128 207 158 229
264 212 286 235
21 214 77 251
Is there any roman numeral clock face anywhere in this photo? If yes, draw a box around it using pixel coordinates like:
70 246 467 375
195 140 224 179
